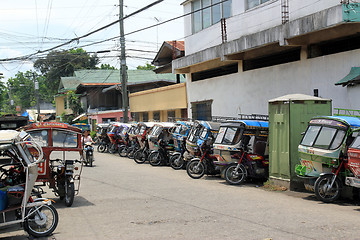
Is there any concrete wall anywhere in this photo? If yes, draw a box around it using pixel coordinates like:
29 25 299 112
186 48 360 118
183 0 341 55
55 95 72 117
129 83 187 112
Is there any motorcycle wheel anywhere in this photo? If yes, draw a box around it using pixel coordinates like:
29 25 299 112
128 148 135 159
186 159 205 179
65 181 75 207
149 151 163 166
108 143 117 154
170 153 184 170
24 204 59 238
119 146 128 157
97 143 107 153
134 149 147 164
224 163 247 185
89 155 93 167
314 175 342 203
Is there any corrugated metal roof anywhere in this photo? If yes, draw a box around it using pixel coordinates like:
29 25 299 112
58 69 184 93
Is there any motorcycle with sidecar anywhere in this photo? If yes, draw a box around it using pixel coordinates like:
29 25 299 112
133 122 156 164
147 122 176 166
0 130 58 237
295 116 360 203
21 122 84 207
169 121 193 170
213 120 269 185
186 121 221 179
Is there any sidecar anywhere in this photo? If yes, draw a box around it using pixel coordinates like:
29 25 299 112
20 122 83 206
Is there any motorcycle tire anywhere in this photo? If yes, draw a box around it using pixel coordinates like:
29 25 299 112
97 144 107 153
314 175 342 203
89 155 93 167
186 159 205 179
127 148 135 159
170 153 184 170
134 149 147 164
224 163 247 185
24 204 59 238
118 146 128 157
65 181 75 207
108 143 117 154
149 151 163 166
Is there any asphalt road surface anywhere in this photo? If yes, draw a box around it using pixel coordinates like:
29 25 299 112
2 151 360 240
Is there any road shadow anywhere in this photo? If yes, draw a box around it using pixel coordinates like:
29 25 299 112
51 196 95 209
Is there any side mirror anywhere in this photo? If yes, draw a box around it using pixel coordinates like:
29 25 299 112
301 132 305 136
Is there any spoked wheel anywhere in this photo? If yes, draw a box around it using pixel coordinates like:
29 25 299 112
314 175 342 203
186 159 205 179
170 153 184 170
149 151 163 166
134 149 147 164
97 144 107 153
224 163 247 185
119 146 128 157
24 204 59 238
65 181 75 207
108 144 117 154
128 148 137 159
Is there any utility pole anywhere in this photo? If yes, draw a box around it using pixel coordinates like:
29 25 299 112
33 72 40 122
119 0 129 123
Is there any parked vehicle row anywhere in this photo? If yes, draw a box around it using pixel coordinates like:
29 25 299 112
99 118 271 187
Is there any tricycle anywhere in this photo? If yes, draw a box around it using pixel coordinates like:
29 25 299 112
295 116 360 202
147 122 176 166
213 120 269 185
0 130 58 237
186 121 221 179
133 122 156 164
21 122 84 207
169 121 193 170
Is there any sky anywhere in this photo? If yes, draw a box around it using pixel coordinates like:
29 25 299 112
0 0 185 81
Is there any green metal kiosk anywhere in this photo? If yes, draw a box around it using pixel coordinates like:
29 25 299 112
268 94 331 190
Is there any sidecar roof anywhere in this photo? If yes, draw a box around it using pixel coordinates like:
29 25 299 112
0 130 19 143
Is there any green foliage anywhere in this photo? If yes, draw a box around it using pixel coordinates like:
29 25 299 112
1 70 46 114
90 131 96 140
137 63 156 70
99 64 117 70
60 112 75 123
66 91 83 115
33 48 99 99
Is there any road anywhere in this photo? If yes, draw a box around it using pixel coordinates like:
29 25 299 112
2 151 360 240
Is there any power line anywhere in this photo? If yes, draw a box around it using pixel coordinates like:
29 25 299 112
0 0 165 62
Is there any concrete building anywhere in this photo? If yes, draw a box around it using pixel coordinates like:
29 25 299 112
174 0 360 119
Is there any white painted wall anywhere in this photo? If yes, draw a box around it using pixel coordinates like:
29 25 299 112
184 0 342 55
186 49 360 118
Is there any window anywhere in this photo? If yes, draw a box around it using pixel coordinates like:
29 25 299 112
300 125 347 150
191 100 212 121
167 110 175 121
247 0 271 10
192 0 232 33
243 48 301 71
64 96 68 109
153 111 160 121
52 130 78 148
142 112 149 122
192 63 238 82
28 130 49 147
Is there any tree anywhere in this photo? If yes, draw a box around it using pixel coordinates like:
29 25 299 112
99 64 117 70
33 48 99 99
66 91 83 115
137 63 156 70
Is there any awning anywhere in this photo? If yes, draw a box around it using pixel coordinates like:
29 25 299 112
72 113 87 122
335 67 360 87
